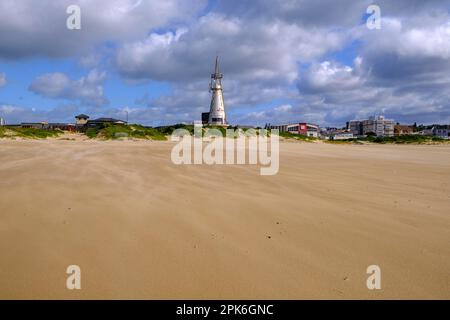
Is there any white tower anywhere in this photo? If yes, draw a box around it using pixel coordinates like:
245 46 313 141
208 56 227 126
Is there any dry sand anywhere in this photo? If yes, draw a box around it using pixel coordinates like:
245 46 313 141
0 138 449 299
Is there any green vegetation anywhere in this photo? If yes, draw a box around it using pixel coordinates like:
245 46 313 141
0 127 62 139
363 135 448 144
205 125 228 136
155 124 229 137
279 131 318 142
85 124 167 140
85 127 100 139
155 124 195 135
155 124 270 138
325 135 449 144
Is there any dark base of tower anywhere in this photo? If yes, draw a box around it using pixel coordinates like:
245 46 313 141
208 118 228 126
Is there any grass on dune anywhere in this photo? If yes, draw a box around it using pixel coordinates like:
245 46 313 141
278 131 318 142
325 135 449 144
156 124 271 138
86 124 167 140
0 127 62 139
364 135 448 144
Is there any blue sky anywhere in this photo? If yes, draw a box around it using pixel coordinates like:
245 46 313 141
0 46 173 123
0 0 450 126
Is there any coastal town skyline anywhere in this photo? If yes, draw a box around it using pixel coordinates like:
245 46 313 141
1 0 450 127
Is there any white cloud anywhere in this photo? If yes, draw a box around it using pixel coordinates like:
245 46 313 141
0 0 207 59
116 14 348 84
299 60 363 93
274 104 293 112
399 23 450 59
29 69 108 106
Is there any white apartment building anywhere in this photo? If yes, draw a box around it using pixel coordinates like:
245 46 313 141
347 116 395 137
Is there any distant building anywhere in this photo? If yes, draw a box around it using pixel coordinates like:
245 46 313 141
432 125 450 139
0 117 5 126
320 127 341 139
297 123 320 137
75 114 90 125
201 112 210 125
268 122 320 138
21 122 75 131
329 132 354 140
394 124 414 135
347 116 394 137
418 128 434 136
363 116 394 136
74 115 127 130
48 123 76 132
321 127 338 134
21 122 49 129
5 114 128 133
347 120 363 136
86 117 127 128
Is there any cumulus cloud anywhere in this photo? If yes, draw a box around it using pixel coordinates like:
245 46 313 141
116 13 347 84
299 59 363 94
357 18 450 87
216 0 371 28
0 0 207 59
29 69 108 106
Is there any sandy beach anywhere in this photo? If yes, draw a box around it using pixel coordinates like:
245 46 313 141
0 138 449 299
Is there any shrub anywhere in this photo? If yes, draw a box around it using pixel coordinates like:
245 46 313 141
155 124 195 135
359 134 448 144
85 124 167 140
279 131 317 142
9 127 62 139
85 128 100 139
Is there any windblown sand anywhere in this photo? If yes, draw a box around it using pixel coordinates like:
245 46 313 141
0 139 449 299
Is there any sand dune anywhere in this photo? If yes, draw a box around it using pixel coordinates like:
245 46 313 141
0 139 449 299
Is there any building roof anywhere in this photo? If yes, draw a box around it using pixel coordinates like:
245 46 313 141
75 114 90 119
89 118 126 123
433 125 450 129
